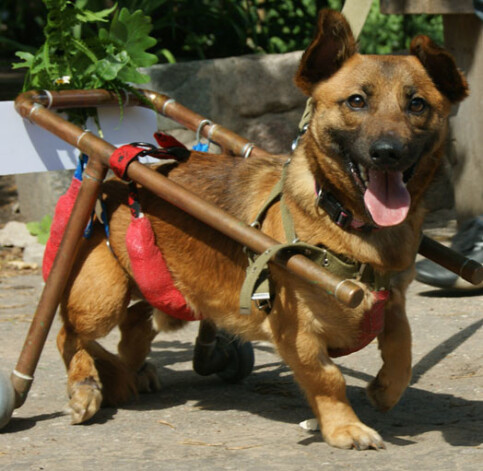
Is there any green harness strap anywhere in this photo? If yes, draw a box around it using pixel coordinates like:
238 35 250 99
251 160 297 243
240 242 364 314
239 162 390 315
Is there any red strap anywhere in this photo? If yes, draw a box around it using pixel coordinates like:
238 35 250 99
110 135 189 180
126 216 199 321
154 132 187 149
109 145 144 180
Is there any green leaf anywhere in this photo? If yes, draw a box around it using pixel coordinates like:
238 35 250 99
108 8 158 68
39 214 53 233
11 0 158 127
117 67 151 85
71 37 98 63
159 48 176 64
27 215 52 245
76 4 117 23
95 51 129 81
12 51 35 69
26 221 41 236
37 232 51 245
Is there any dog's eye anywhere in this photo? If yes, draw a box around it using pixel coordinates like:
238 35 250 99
408 97 427 114
347 94 366 109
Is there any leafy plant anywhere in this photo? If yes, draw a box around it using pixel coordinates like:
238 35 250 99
27 214 53 245
359 0 443 54
0 1 46 68
118 0 441 61
11 0 158 126
103 0 340 61
4 0 444 73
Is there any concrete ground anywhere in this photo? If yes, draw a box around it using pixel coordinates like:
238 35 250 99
0 243 481 470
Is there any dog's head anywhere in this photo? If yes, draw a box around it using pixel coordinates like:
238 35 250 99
294 10 468 228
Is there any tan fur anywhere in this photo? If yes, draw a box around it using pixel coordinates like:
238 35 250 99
56 10 468 449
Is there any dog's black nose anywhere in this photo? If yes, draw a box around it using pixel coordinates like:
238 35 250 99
369 138 404 167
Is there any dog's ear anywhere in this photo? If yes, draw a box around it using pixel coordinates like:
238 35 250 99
294 9 357 95
410 35 469 103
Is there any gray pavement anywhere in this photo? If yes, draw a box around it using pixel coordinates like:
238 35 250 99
0 254 481 470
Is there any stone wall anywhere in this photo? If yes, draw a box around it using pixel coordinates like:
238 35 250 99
15 170 75 223
143 51 306 154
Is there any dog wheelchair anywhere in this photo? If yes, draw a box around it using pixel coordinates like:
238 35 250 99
1 88 481 429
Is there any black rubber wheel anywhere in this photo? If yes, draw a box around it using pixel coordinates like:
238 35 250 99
215 331 255 383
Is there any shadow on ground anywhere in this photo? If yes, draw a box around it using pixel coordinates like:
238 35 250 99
106 321 482 449
3 320 480 451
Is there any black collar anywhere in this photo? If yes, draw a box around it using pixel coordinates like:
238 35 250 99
315 182 377 232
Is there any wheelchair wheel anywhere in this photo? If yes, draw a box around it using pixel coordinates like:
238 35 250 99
215 331 255 383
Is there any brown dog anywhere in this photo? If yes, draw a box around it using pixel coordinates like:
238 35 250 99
56 10 468 449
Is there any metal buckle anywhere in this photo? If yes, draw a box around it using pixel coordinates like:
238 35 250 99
291 123 309 151
335 209 352 229
252 292 272 312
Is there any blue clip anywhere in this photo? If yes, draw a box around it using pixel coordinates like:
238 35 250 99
74 153 88 181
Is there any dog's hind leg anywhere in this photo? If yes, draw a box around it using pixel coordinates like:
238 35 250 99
58 301 168 424
366 286 412 411
57 233 135 423
117 301 163 394
57 326 103 424
57 325 139 424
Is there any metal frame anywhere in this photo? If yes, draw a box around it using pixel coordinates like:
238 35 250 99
9 88 365 411
5 87 483 419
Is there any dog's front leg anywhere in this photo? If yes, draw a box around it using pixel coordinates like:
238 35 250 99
367 287 412 411
270 306 384 450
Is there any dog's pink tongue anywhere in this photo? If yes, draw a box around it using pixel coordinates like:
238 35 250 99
364 170 410 227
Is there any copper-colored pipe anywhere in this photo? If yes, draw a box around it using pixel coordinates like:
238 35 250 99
11 156 107 407
139 90 270 158
15 90 116 161
15 90 364 307
127 160 363 308
16 89 271 159
419 235 483 285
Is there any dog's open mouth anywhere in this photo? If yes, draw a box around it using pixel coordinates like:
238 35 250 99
349 162 415 227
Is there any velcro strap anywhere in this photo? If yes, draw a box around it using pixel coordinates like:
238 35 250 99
109 145 145 180
109 141 191 181
154 131 187 149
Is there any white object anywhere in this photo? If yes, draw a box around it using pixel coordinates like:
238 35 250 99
0 101 158 176
299 418 320 432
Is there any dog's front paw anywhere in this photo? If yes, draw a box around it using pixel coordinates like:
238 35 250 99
324 422 385 450
136 362 161 393
67 378 102 424
367 371 409 412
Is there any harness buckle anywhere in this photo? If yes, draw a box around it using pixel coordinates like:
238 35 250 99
252 292 272 312
291 123 309 151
